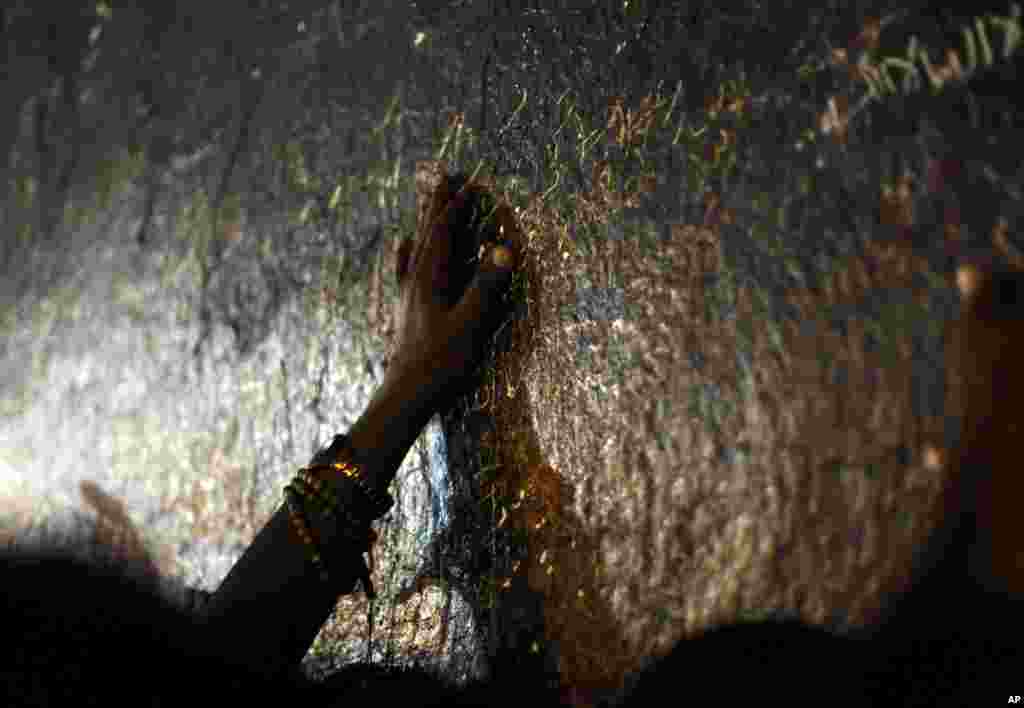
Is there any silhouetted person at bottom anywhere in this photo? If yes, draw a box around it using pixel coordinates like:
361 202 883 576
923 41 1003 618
3 179 1023 706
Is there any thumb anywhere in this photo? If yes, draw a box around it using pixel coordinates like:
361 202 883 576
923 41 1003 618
450 244 516 346
396 236 413 287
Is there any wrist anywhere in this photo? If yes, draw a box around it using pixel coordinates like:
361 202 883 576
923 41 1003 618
346 367 439 491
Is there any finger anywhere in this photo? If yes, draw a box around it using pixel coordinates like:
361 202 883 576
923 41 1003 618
449 243 516 351
494 202 521 245
396 237 413 287
422 191 467 300
426 179 455 236
410 179 454 281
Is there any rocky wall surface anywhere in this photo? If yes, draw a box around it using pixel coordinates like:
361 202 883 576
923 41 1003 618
0 169 486 682
439 152 1021 700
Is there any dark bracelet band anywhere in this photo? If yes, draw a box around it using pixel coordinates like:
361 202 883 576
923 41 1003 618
307 434 395 520
283 434 394 598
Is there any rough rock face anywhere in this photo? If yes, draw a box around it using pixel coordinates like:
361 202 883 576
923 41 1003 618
0 167 480 681
427 164 977 699
4 123 1020 705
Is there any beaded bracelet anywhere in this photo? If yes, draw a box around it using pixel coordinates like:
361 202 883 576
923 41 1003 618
283 434 394 598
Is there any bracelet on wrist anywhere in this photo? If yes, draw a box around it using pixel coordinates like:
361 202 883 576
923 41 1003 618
282 434 394 598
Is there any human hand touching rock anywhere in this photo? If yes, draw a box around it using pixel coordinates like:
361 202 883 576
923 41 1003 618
385 174 519 414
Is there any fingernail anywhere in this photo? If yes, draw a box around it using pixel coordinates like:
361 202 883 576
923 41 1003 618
491 245 514 269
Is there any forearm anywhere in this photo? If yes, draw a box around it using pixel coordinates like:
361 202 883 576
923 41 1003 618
346 366 441 491
197 502 358 674
198 370 438 673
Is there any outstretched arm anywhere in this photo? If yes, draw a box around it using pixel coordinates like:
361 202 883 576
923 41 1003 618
198 176 519 674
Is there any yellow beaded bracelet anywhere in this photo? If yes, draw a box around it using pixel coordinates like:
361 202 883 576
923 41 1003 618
283 434 394 598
